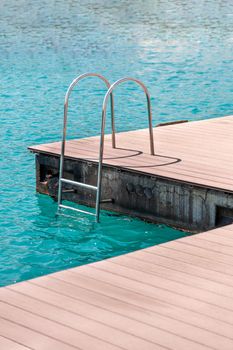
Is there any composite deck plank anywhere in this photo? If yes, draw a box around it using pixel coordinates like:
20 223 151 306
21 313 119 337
162 240 233 266
1 286 233 349
146 245 233 276
0 317 79 350
128 250 233 288
28 275 233 341
64 265 233 324
222 225 233 232
193 232 233 247
2 225 233 349
0 336 32 350
110 254 233 298
0 302 123 350
174 236 233 256
4 284 232 350
0 290 202 350
85 261 233 311
31 131 233 165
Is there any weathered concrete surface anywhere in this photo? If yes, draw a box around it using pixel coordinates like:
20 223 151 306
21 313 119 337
35 153 233 232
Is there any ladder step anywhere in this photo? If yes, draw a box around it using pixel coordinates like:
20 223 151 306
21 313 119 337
59 204 96 217
60 178 97 191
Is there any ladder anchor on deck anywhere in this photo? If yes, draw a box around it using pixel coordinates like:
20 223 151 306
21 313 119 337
57 72 155 222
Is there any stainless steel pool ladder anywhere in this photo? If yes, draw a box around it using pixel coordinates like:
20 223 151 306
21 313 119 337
58 73 155 222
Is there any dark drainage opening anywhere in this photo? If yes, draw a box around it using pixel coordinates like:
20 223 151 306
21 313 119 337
216 206 233 227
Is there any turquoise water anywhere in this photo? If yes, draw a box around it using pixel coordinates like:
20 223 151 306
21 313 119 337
1 0 233 287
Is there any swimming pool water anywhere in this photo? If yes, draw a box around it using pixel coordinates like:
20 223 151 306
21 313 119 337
1 0 233 287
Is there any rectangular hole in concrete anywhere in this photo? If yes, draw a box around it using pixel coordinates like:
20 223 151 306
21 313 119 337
215 206 233 227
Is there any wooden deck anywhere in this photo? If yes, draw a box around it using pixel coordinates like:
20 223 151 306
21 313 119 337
1 223 233 349
29 115 233 192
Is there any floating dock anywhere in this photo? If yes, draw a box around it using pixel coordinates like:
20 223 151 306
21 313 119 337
1 223 233 349
29 115 233 231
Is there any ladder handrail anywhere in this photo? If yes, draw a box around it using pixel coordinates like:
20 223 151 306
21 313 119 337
58 74 155 223
95 77 155 221
57 72 115 209
105 77 154 153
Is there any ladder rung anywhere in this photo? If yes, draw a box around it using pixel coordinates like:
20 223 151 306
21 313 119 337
59 204 96 217
60 178 97 191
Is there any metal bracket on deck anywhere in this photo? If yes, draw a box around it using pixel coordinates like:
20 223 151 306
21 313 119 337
100 198 114 204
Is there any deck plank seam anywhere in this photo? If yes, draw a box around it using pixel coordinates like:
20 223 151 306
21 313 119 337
176 237 233 255
28 278 233 336
109 258 233 299
126 253 233 289
54 270 233 326
0 316 80 350
19 279 233 343
146 248 233 275
172 240 233 263
192 235 233 248
5 286 192 348
87 264 233 312
1 300 155 350
3 295 198 350
6 285 232 347
0 334 34 350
